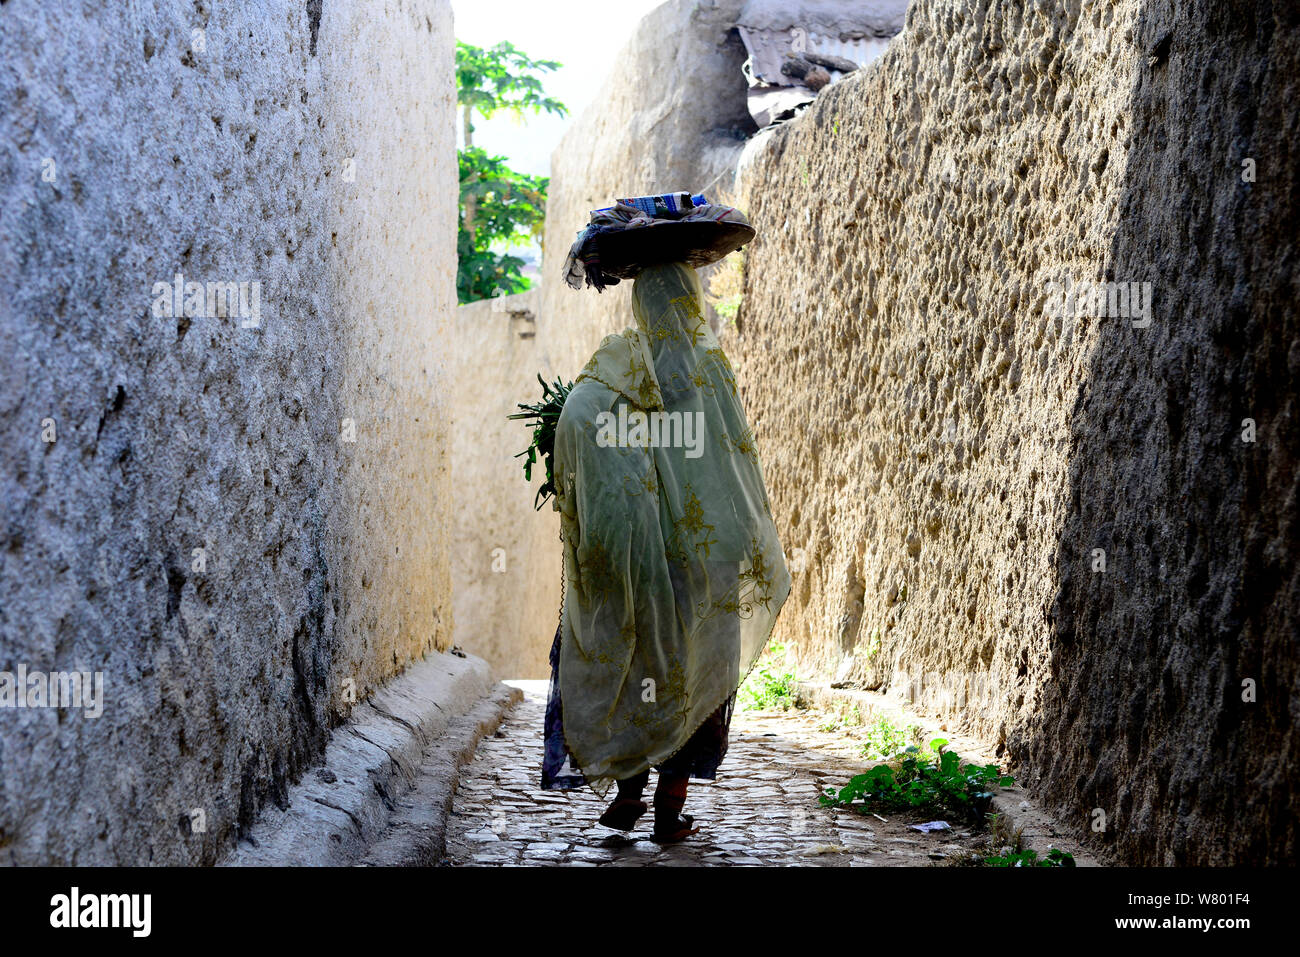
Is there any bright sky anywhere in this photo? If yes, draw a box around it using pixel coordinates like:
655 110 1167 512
450 0 666 180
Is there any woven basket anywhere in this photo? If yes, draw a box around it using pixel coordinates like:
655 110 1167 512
594 220 755 281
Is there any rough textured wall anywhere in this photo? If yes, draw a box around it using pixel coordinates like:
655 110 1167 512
451 290 557 679
537 0 754 386
1022 0 1299 868
727 0 1298 865
0 0 457 865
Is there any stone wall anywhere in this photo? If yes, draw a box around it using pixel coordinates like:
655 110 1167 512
726 0 1298 865
451 290 558 679
0 0 458 865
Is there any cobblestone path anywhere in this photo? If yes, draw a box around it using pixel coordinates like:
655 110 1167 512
440 681 993 867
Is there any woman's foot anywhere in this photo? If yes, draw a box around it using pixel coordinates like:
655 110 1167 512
650 771 697 841
598 797 648 831
651 812 699 843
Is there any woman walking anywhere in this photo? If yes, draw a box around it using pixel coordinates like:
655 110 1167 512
538 193 790 843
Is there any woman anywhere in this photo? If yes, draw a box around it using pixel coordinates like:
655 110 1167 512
541 255 791 843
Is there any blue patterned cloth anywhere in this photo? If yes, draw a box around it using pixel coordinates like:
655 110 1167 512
594 192 708 218
562 193 748 291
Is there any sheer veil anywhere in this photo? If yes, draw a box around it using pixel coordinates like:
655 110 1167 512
551 262 791 795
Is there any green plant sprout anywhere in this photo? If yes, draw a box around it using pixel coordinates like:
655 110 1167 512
819 738 1016 825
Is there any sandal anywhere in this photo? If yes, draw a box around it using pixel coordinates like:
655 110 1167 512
651 812 700 844
598 798 648 831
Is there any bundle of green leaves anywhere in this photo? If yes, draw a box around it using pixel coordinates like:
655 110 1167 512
508 374 574 510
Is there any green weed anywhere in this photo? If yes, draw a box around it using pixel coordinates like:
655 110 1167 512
819 739 1015 825
817 704 863 732
859 716 923 760
740 641 798 711
981 848 1076 867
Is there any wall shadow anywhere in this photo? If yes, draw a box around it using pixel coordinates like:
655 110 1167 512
1013 0 1299 865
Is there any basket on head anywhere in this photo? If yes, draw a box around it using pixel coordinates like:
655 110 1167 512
562 191 755 291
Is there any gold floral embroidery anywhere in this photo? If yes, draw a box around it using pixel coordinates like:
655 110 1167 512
626 350 662 409
719 427 759 463
740 540 778 611
648 311 681 345
575 539 619 610
661 656 691 724
669 294 707 346
623 462 659 499
582 644 621 667
688 366 715 396
694 539 779 623
704 348 737 396
665 484 717 565
622 709 656 731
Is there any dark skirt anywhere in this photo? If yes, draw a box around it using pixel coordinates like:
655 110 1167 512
540 621 736 790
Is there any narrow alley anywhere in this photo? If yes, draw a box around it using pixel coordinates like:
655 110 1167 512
3 0 1296 900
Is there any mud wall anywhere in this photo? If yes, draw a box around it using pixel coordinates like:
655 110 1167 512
0 0 458 864
451 290 557 679
727 0 1298 865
